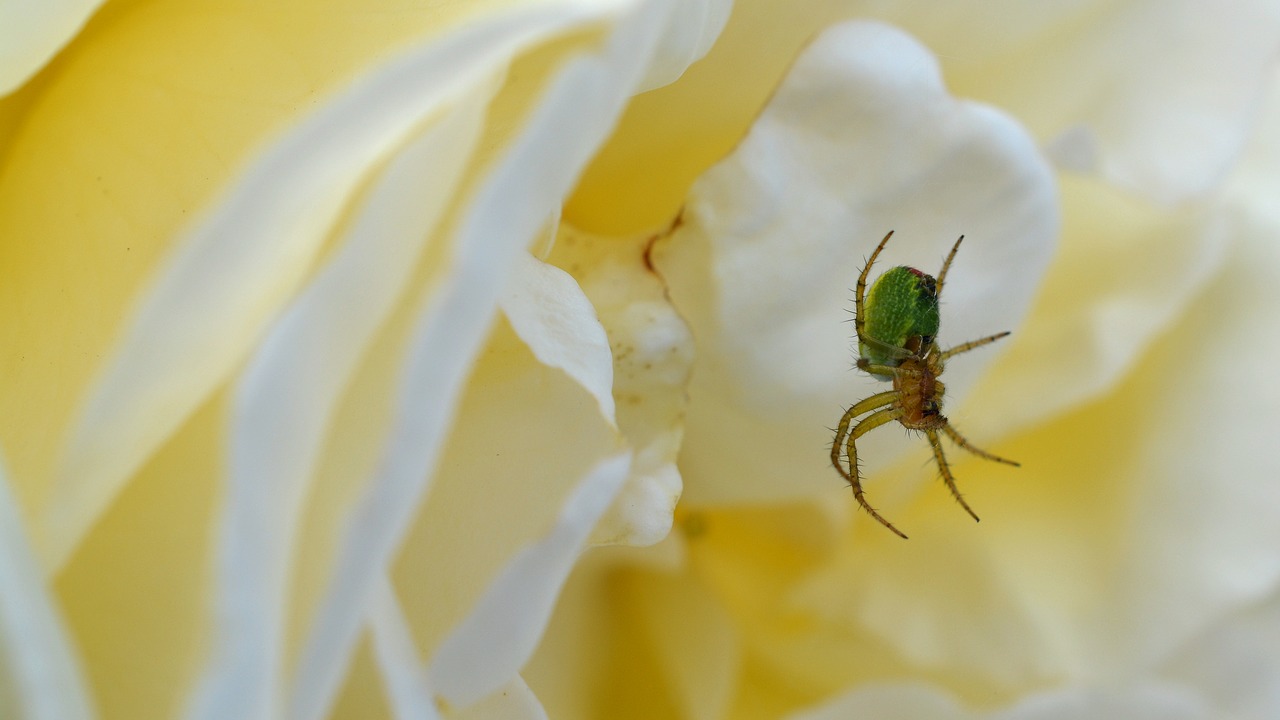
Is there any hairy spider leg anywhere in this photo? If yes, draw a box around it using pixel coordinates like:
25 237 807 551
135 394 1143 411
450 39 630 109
854 230 895 341
838 406 909 538
939 331 1012 361
933 234 965 298
925 429 980 523
942 424 1020 466
830 390 900 481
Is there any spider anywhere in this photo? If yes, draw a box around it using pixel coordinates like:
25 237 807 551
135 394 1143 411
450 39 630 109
831 230 1019 538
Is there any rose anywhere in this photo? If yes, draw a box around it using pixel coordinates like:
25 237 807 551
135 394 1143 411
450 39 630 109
3 2 1279 720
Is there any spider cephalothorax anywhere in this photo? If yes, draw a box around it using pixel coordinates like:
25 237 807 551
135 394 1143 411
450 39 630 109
831 231 1018 538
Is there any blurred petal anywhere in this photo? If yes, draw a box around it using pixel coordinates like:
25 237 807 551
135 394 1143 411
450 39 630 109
0 1 105 95
501 251 617 425
428 453 631 708
0 456 93 720
369 579 438 720
966 176 1228 437
789 681 1217 720
660 20 1057 505
630 561 739 720
48 0 626 573
940 0 1280 204
548 226 694 547
290 3 682 716
636 0 733 92
186 80 497 720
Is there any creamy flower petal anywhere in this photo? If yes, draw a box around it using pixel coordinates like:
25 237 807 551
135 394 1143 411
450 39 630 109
369 578 438 720
47 0 629 573
501 251 617 425
0 0 106 95
453 676 548 720
636 0 732 92
185 81 497 720
660 20 1057 505
1162 589 1280 720
631 563 739 720
964 176 1228 437
547 226 694 547
937 0 1280 204
428 453 631 708
0 456 93 720
789 681 1217 720
290 4 680 717
1108 189 1280 676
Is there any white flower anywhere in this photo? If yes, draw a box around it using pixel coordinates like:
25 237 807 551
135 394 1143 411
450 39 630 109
3 0 1280 718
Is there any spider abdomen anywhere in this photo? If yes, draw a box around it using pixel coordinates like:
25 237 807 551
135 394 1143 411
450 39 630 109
859 266 940 367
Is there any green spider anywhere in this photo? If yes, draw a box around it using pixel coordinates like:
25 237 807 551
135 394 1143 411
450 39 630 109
831 231 1019 538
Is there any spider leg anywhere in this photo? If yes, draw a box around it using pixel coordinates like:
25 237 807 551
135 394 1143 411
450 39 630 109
856 358 909 378
934 234 964 298
942 423 1020 466
940 331 1011 360
842 406 908 538
831 391 899 478
925 428 980 524
855 231 895 341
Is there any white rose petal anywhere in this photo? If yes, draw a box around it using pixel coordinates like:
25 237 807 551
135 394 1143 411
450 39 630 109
501 251 618 426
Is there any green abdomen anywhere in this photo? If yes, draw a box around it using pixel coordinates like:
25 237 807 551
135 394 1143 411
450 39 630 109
859 266 940 366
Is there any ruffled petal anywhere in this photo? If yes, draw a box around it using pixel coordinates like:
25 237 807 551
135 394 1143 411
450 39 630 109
546 226 694 547
661 20 1057 505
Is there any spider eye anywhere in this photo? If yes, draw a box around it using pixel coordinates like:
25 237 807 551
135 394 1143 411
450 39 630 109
923 400 940 415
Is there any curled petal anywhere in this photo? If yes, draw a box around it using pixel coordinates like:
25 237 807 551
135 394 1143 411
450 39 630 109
501 251 618 426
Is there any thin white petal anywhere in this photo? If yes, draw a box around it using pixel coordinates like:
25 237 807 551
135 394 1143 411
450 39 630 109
369 578 438 720
288 3 676 718
184 80 497 720
500 252 617 425
0 456 94 720
428 453 631 707
661 21 1057 505
47 0 628 573
0 1 106 95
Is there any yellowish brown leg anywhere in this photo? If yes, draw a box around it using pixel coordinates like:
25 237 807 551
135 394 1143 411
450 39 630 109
831 391 899 480
855 231 894 341
925 428 980 524
934 234 965 297
940 331 1011 360
942 423 1020 466
843 407 908 538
